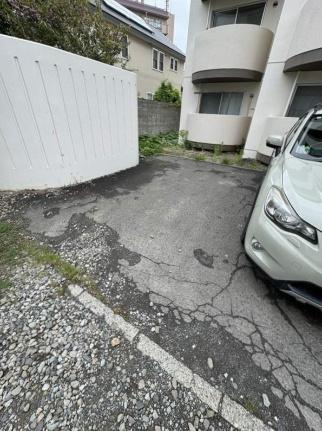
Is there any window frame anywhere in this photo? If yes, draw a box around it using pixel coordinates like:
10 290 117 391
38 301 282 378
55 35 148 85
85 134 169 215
287 84 322 118
211 1 266 28
159 51 164 72
152 48 165 72
199 92 244 116
152 48 159 71
170 57 178 72
145 16 163 31
120 35 129 60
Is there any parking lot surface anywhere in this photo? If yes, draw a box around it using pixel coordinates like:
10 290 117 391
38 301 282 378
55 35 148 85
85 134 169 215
18 156 322 430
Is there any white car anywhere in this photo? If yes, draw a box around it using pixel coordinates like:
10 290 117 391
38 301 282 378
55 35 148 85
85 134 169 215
243 106 322 310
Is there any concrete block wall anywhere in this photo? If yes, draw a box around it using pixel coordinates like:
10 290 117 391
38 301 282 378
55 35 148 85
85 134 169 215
138 99 180 136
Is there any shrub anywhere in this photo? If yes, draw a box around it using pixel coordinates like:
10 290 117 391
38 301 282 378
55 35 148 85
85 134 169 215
153 80 181 106
139 132 178 156
0 0 127 65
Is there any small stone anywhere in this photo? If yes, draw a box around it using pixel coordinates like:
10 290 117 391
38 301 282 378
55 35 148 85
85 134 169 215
71 381 79 389
47 423 60 431
204 418 210 430
42 383 50 391
136 401 144 410
262 393 271 408
138 379 145 390
188 424 196 431
206 410 214 418
111 337 121 347
128 416 135 426
117 414 124 423
194 417 199 428
171 389 178 400
11 386 22 397
207 358 214 369
23 403 30 412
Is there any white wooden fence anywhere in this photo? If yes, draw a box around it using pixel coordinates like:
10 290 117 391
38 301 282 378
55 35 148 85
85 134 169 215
0 35 138 190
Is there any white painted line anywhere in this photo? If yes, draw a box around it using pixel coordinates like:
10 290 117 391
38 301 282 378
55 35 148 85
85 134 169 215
221 395 271 431
68 285 274 431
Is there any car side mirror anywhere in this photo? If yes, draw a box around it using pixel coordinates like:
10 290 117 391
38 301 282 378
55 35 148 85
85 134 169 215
266 135 283 150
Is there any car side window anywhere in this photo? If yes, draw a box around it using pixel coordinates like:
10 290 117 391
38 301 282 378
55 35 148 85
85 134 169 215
283 115 307 151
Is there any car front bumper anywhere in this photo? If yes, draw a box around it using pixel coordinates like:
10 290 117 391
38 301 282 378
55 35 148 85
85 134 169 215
245 205 322 308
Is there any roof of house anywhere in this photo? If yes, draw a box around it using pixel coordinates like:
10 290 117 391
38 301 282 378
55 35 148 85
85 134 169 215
96 0 185 60
116 0 170 19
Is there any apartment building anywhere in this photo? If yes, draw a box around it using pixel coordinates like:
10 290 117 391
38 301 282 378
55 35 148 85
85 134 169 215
180 0 322 162
98 0 184 99
117 0 175 41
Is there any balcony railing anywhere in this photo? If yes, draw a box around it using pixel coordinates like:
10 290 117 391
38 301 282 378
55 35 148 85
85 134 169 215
191 24 273 84
187 113 251 149
284 0 322 72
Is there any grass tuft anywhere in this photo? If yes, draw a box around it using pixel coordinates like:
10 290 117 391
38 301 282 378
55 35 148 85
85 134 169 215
194 152 206 161
0 220 105 302
243 398 259 416
0 279 11 291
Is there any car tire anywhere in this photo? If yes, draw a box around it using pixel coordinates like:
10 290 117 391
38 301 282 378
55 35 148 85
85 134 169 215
240 210 251 245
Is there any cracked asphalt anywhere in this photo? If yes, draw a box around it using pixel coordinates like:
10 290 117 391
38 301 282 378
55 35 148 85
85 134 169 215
9 156 322 430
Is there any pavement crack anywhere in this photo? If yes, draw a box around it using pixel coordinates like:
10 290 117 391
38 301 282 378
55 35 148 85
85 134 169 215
274 299 322 368
140 253 179 268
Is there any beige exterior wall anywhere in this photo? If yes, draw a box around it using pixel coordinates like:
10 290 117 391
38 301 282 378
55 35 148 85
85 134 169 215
119 34 184 99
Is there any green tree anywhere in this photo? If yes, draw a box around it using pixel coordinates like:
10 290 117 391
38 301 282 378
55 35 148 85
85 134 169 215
153 80 181 106
0 0 127 65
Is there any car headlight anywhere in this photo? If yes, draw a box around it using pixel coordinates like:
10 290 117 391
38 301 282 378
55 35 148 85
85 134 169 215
265 187 317 244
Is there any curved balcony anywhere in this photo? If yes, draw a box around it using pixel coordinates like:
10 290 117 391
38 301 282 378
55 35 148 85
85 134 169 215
187 113 251 149
191 25 273 84
284 0 322 72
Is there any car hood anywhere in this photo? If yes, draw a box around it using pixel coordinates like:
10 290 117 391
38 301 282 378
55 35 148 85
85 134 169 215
283 155 322 231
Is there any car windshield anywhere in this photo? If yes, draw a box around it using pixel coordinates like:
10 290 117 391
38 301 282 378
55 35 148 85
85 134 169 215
292 115 322 161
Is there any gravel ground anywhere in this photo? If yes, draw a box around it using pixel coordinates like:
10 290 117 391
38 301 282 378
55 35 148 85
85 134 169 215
0 260 234 431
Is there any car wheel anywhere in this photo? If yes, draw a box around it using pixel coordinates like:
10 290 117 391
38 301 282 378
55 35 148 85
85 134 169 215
240 210 251 245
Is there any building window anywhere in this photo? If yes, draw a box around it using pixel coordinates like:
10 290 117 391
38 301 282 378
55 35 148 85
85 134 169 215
146 92 154 100
199 92 243 115
287 86 322 117
121 35 129 59
145 16 163 31
159 52 164 71
152 48 164 72
211 3 266 28
170 57 178 72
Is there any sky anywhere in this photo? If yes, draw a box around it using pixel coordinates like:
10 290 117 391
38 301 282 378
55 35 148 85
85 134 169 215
144 0 191 52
